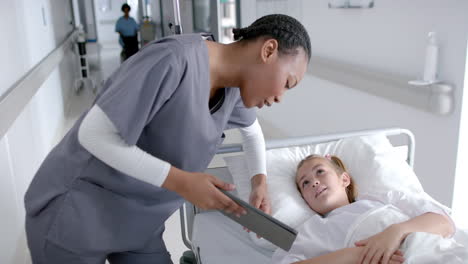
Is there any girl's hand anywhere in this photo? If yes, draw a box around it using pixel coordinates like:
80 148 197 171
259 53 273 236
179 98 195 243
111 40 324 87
355 224 406 264
378 250 405 264
355 248 405 264
292 247 404 264
162 166 247 217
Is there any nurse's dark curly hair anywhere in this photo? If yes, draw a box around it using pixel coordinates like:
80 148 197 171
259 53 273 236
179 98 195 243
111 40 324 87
232 14 311 61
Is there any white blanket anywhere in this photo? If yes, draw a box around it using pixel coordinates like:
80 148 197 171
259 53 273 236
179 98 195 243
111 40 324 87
345 205 468 263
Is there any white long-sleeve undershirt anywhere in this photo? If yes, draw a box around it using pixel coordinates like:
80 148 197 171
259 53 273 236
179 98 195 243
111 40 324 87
239 119 267 179
78 104 267 187
78 105 171 187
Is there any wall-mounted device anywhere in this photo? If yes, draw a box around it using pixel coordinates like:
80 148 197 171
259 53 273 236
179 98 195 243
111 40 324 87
328 0 374 9
409 32 440 86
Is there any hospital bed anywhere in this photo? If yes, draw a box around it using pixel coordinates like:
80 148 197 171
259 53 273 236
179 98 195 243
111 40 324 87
178 128 468 264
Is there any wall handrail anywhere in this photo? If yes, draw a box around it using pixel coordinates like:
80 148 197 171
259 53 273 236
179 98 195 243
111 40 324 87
308 55 454 116
0 29 79 140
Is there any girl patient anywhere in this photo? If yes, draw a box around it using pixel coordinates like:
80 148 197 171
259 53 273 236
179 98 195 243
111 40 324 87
272 154 458 264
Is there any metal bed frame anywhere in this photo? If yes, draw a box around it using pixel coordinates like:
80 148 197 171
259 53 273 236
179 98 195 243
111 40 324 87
179 127 415 251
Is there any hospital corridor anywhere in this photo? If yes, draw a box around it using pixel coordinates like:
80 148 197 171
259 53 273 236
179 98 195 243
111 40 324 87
2 0 468 263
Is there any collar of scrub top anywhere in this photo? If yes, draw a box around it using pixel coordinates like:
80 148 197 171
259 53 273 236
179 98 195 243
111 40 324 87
209 88 225 114
200 32 215 41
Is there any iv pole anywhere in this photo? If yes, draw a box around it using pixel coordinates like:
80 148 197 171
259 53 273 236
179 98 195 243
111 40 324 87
175 0 216 254
172 0 183 34
171 0 215 41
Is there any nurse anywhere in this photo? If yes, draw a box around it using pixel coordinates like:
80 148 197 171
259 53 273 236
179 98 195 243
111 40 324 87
24 14 311 264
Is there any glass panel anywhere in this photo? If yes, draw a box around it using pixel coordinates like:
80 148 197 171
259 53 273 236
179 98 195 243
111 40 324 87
219 0 237 43
193 0 211 32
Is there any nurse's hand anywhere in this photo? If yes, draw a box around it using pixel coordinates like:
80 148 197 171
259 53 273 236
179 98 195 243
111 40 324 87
244 174 271 237
162 166 247 217
249 174 271 215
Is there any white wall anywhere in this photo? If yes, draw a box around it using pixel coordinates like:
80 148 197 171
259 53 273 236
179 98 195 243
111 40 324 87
242 0 468 207
0 0 77 263
452 42 468 229
0 1 28 97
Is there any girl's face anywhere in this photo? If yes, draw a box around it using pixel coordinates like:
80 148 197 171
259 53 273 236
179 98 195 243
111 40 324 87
239 39 308 108
296 158 351 215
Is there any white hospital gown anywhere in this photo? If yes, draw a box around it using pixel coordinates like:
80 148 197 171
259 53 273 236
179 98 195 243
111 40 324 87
271 190 454 264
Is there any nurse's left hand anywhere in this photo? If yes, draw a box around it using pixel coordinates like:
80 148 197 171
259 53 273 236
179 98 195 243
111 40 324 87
244 174 271 238
249 174 271 215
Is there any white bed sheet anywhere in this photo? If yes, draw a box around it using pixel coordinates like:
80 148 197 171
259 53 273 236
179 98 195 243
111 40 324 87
454 228 468 247
191 211 274 264
191 210 468 264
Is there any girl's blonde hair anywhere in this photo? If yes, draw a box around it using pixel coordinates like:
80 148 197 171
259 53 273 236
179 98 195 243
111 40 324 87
296 154 358 203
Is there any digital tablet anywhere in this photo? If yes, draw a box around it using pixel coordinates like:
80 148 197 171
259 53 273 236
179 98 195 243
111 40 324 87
218 189 298 251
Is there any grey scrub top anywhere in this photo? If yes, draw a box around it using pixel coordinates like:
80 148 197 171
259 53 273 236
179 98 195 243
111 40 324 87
24 34 256 254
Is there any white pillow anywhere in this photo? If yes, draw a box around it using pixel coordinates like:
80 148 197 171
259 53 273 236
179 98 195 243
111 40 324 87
223 134 424 250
